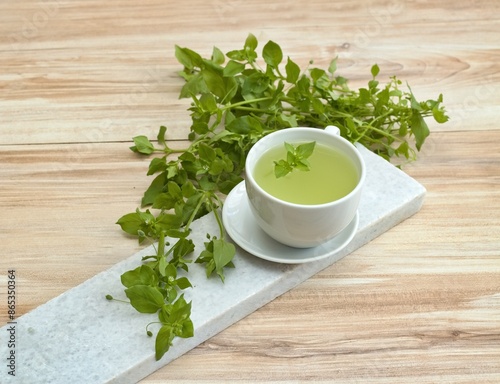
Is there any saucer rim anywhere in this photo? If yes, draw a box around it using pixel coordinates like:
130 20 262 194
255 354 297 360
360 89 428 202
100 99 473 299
222 181 359 264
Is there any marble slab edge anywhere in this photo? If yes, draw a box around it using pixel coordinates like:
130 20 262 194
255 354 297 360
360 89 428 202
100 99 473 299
0 146 426 383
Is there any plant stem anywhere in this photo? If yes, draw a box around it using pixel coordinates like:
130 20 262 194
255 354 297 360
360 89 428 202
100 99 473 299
220 96 273 111
184 193 206 229
209 194 225 238
212 202 225 239
158 231 165 257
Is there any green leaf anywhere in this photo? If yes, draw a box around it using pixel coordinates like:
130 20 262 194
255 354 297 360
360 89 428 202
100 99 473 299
155 213 183 232
121 265 158 288
408 84 422 110
175 45 203 70
262 40 283 67
168 295 192 324
179 151 196 162
155 325 174 360
191 120 209 135
179 319 194 338
211 46 225 65
166 228 191 239
410 110 430 151
295 160 310 171
278 113 298 127
116 208 155 240
243 34 258 62
152 192 176 210
286 150 295 164
244 33 258 51
212 238 236 282
310 68 326 83
167 181 183 200
168 164 182 181
147 157 167 176
274 160 292 178
181 193 204 223
158 255 168 277
142 172 167 207
202 67 238 102
223 60 246 77
218 174 243 195
172 238 195 268
116 212 143 236
296 141 316 158
375 87 390 112
371 64 380 78
311 98 325 113
242 72 270 95
179 73 209 99
395 141 410 159
208 157 226 176
199 175 216 191
358 88 372 104
165 287 178 303
181 180 196 197
163 263 177 279
202 67 226 99
285 57 300 84
432 104 449 124
198 142 216 162
125 285 164 313
368 79 379 91
199 93 218 113
131 136 155 155
284 141 294 153
175 277 192 290
196 238 234 281
226 115 264 134
327 58 338 75
399 121 408 137
157 126 167 147
226 49 245 61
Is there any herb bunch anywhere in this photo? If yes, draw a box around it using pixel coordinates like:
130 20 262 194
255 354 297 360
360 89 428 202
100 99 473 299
107 33 448 361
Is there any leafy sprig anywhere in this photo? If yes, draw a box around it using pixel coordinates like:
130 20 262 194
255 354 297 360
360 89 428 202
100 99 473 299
107 33 448 361
274 141 316 178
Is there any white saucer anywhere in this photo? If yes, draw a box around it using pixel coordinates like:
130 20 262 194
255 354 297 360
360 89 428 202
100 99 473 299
222 181 359 264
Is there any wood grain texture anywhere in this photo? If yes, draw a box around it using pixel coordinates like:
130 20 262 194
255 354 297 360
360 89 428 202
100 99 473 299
0 0 499 382
1 0 500 145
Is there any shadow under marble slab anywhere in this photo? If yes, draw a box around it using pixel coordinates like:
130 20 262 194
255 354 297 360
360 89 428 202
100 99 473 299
0 145 426 383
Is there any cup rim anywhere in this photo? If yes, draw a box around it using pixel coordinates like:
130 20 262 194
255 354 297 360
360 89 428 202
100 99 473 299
245 127 366 208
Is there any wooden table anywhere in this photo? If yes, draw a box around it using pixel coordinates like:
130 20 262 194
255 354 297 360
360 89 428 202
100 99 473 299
1 0 499 382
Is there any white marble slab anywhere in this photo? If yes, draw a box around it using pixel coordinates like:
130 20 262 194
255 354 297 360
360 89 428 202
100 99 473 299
0 146 426 383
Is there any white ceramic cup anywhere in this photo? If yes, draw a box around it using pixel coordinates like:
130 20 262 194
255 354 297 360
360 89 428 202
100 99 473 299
245 126 365 248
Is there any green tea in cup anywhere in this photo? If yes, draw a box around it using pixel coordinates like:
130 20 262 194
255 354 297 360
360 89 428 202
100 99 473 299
253 142 359 205
245 126 365 248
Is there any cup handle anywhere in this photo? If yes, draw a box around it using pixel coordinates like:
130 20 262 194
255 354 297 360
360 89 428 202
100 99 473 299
325 125 341 136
